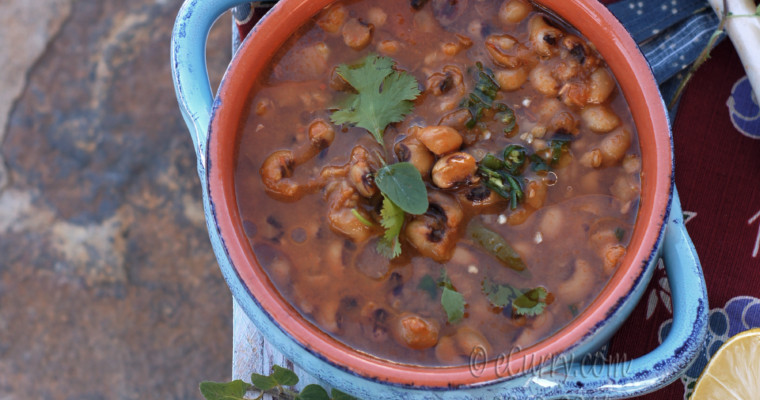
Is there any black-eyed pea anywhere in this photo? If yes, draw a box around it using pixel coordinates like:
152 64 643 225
317 4 347 33
514 311 554 349
537 98 564 120
442 34 473 57
486 34 524 68
600 128 632 165
394 313 440 350
270 258 292 285
580 148 602 168
325 239 345 275
539 207 564 239
432 152 478 189
603 245 626 275
507 206 532 225
417 125 464 155
455 326 493 358
316 298 341 333
581 105 620 133
495 67 529 91
342 18 374 50
610 175 639 202
557 259 596 304
413 9 437 33
529 15 563 57
580 170 602 192
559 82 589 107
622 154 641 174
395 135 435 178
529 64 559 96
549 112 579 135
587 68 615 104
589 229 617 255
525 179 548 209
530 125 548 139
377 40 401 55
367 7 387 27
435 335 465 364
499 0 532 24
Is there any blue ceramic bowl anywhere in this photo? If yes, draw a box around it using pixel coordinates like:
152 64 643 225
171 0 708 398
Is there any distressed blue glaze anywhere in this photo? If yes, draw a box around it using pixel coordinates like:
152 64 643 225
171 1 708 398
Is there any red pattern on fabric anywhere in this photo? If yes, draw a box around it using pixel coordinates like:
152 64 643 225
607 40 760 399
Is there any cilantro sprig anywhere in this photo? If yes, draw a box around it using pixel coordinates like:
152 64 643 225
416 270 467 324
482 277 550 317
439 269 467 324
373 162 429 259
200 365 359 400
376 194 404 259
331 54 421 144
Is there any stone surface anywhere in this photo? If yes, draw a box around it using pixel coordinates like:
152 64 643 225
0 1 234 399
0 0 73 190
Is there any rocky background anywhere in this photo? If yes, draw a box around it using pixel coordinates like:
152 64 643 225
0 1 234 399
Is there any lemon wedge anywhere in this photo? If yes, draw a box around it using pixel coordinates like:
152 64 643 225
692 328 760 400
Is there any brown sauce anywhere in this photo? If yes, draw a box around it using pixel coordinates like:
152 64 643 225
234 0 641 366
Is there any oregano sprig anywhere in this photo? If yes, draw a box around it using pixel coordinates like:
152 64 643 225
199 365 359 400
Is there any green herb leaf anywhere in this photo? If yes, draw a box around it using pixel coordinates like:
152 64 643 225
331 54 421 144
549 138 571 166
271 365 299 386
199 380 251 400
441 287 466 323
482 277 522 308
497 107 516 134
296 384 330 400
512 287 549 317
461 62 500 128
376 194 404 259
529 154 550 172
614 227 625 242
375 162 429 215
467 220 527 272
502 145 527 175
568 304 579 317
331 388 359 400
482 278 549 317
249 373 277 391
481 154 504 170
418 274 438 299
351 208 375 227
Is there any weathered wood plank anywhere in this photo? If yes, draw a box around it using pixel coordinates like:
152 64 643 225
232 299 326 398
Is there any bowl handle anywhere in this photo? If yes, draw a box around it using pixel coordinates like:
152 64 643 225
171 0 257 172
535 187 708 399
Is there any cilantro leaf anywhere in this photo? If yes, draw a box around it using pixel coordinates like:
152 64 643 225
376 194 404 259
199 380 251 400
481 277 521 308
481 278 549 317
331 54 421 144
375 162 429 215
296 384 330 400
614 227 625 242
441 287 466 323
512 287 549 317
417 274 438 299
